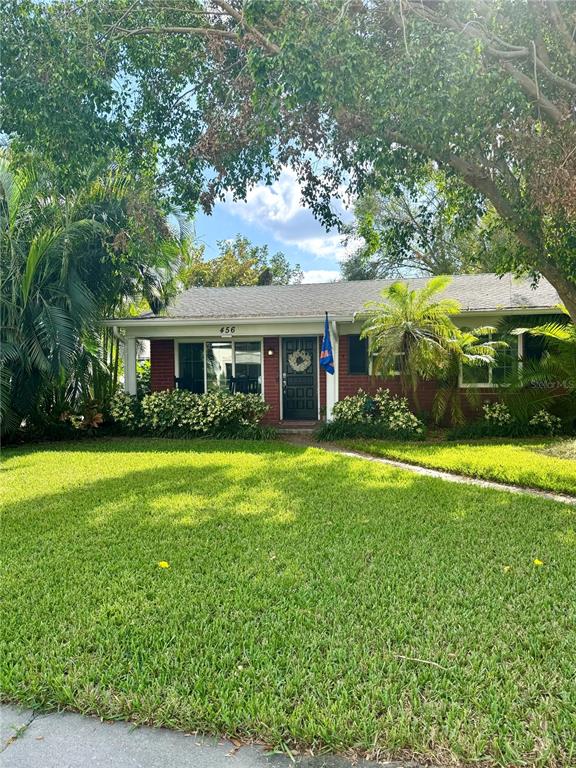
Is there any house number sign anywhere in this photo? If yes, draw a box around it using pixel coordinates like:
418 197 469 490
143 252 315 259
219 325 236 337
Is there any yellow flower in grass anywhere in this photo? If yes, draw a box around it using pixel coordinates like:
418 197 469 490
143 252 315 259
503 565 512 573
158 561 170 569
533 558 544 567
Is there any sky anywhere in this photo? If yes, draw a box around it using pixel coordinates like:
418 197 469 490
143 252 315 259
193 168 360 284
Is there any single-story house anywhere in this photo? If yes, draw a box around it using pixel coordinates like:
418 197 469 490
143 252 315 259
107 273 562 424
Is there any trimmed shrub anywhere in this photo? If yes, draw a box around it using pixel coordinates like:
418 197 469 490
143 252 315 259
482 401 513 427
448 400 569 440
528 408 563 436
317 389 425 441
110 390 142 432
111 389 271 439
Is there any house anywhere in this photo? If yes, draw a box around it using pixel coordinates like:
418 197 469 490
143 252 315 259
107 273 561 424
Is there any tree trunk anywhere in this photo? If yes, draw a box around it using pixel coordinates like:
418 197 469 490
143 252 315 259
538 260 576 323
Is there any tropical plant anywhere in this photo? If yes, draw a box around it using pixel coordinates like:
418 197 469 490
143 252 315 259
505 309 576 427
432 327 504 427
360 276 462 408
0 154 184 436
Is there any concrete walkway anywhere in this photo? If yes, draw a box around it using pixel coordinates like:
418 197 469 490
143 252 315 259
0 705 415 768
284 437 576 506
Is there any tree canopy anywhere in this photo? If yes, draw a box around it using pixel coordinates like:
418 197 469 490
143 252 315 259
178 235 302 287
2 1 575 316
341 182 515 280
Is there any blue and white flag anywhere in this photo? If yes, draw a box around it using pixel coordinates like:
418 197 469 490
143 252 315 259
320 312 335 375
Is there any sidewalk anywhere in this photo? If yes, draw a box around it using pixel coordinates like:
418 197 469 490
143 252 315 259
0 705 414 768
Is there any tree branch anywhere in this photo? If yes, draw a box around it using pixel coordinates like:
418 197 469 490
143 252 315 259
546 0 576 59
111 25 240 42
404 1 570 125
211 0 280 54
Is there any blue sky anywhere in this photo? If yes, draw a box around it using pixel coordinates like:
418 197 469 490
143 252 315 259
193 168 359 283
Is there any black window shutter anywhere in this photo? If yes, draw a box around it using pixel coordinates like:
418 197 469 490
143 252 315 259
348 335 368 374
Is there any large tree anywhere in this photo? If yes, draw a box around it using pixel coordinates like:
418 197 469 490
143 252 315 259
179 235 302 287
3 1 576 317
341 182 511 280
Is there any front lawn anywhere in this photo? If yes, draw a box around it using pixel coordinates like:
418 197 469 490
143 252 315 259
341 438 576 496
2 439 575 766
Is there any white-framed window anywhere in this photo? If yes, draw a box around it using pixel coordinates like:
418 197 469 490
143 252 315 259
177 339 263 395
459 331 521 388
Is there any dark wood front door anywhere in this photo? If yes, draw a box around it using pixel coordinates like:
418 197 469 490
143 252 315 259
282 337 317 420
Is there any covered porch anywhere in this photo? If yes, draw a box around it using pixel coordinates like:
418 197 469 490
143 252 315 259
115 317 340 423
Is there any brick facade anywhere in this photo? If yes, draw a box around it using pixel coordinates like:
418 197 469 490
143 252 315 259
338 334 497 419
148 333 496 423
150 339 175 392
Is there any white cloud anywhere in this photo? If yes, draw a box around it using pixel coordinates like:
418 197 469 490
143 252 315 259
222 168 359 262
301 270 341 284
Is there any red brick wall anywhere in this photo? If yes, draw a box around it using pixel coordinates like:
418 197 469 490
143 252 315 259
150 339 175 392
337 334 500 419
262 337 281 423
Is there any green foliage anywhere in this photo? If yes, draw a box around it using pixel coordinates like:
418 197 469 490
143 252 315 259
136 360 151 398
111 389 270 439
3 439 575 765
178 235 302 287
0 154 183 436
360 276 498 413
4 1 576 315
318 388 425 440
341 182 507 280
448 400 571 440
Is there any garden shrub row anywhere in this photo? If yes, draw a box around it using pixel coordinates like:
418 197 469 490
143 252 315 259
111 389 275 439
316 389 425 441
448 401 567 440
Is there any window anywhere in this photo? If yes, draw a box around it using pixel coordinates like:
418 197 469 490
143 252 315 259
460 331 519 387
233 341 262 393
178 343 205 393
179 340 262 395
523 333 546 363
348 335 368 374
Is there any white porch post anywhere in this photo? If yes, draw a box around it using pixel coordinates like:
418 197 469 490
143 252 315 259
325 321 339 421
123 336 137 395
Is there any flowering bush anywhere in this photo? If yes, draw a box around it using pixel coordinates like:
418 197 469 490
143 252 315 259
482 401 513 426
110 390 142 431
449 400 568 440
111 389 270 438
529 408 563 436
322 388 425 440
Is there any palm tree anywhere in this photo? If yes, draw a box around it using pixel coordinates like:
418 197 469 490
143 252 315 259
0 155 186 435
504 310 576 425
0 160 102 433
360 275 462 408
432 327 504 426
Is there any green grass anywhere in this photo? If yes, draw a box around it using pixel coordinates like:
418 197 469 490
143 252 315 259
2 439 575 767
341 438 576 496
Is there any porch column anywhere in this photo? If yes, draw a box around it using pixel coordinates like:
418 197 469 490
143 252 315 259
123 336 137 395
325 321 339 421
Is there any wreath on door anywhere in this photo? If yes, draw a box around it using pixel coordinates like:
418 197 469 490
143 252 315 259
288 349 312 373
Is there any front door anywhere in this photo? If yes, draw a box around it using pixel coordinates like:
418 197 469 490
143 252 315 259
282 337 318 420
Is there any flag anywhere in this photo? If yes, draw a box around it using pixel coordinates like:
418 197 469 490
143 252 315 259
320 312 335 375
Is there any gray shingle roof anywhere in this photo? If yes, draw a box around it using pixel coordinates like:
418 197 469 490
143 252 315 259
141 273 560 320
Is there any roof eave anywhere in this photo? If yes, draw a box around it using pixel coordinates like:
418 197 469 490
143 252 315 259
101 314 355 327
